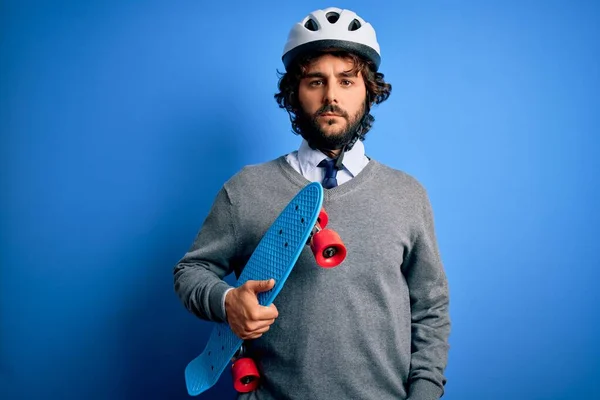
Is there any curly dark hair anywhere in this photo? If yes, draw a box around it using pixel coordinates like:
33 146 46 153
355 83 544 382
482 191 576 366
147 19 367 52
274 49 392 141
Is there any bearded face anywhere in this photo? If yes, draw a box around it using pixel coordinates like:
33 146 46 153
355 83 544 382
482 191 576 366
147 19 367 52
296 54 368 151
295 102 366 150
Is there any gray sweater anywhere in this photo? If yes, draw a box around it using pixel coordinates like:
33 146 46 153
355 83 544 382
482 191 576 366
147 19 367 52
174 156 450 400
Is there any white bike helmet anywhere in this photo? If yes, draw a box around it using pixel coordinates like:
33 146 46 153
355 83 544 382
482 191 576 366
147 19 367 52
282 7 381 71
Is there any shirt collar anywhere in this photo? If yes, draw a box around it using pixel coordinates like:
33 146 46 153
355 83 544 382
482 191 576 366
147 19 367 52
297 138 366 178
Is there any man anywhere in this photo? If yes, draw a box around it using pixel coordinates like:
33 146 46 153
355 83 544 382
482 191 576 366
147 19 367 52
174 7 450 400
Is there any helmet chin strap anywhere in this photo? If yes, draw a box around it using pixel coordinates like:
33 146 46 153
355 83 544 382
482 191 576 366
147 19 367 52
333 104 370 170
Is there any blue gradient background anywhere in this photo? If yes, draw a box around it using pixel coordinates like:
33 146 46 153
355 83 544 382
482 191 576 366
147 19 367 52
1 1 599 399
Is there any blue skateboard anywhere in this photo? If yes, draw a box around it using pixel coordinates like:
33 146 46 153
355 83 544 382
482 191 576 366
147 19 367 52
184 182 347 396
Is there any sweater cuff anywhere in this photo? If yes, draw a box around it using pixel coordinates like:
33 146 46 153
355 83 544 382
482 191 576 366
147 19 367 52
407 379 443 400
208 281 234 322
222 288 234 319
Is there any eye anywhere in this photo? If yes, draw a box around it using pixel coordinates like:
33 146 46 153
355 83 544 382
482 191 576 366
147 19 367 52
309 80 324 86
341 79 353 86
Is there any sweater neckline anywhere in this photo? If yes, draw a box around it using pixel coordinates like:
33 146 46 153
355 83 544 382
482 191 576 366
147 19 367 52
275 155 380 200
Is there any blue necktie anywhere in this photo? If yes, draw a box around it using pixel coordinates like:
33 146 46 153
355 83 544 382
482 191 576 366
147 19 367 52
318 159 338 189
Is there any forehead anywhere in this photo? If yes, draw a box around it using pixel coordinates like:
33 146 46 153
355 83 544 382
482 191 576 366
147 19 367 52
304 53 359 74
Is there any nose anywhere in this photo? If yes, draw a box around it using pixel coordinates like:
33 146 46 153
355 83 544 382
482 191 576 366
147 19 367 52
323 83 338 104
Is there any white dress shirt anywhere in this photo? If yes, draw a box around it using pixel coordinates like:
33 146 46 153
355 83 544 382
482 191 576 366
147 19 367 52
285 138 370 185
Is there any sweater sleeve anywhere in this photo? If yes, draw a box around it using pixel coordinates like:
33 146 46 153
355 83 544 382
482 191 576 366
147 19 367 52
402 188 451 400
173 186 238 323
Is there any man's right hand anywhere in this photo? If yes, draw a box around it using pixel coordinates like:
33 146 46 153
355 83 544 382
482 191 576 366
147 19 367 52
225 279 279 340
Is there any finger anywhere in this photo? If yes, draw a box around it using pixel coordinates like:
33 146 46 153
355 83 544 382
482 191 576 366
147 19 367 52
258 304 278 320
243 332 263 340
245 319 276 332
244 326 271 340
245 279 275 294
250 305 279 321
269 303 279 318
253 325 272 334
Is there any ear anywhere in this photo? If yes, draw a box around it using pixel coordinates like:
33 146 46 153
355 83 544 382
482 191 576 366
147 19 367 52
289 91 302 112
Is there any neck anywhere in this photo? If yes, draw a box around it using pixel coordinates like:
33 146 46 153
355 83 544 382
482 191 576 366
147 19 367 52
320 148 341 159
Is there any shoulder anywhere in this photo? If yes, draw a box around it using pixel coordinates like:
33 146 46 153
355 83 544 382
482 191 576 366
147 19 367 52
225 157 283 186
371 160 429 198
369 160 436 226
220 156 288 199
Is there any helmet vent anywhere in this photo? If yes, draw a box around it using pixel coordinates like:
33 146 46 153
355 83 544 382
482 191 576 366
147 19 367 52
304 18 319 31
325 12 340 24
348 19 361 31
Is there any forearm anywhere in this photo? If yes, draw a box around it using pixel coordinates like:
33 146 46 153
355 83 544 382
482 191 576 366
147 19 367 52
403 189 451 399
407 378 445 400
173 186 239 322
174 261 234 322
407 285 450 399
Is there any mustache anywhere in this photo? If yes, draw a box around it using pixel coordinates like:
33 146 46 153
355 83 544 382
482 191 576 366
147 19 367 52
315 105 349 118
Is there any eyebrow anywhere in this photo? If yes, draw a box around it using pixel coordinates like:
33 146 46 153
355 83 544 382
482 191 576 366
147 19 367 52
303 71 358 79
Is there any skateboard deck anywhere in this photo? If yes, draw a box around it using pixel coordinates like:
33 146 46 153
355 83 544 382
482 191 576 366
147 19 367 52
184 182 325 396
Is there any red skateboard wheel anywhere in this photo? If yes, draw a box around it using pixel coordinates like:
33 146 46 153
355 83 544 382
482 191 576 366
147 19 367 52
311 228 347 268
231 357 260 392
317 208 329 229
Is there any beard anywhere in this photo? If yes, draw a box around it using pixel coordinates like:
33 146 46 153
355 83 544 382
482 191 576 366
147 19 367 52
295 102 366 151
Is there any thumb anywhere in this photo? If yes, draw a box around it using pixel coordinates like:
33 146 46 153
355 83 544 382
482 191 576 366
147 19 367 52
246 279 276 294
